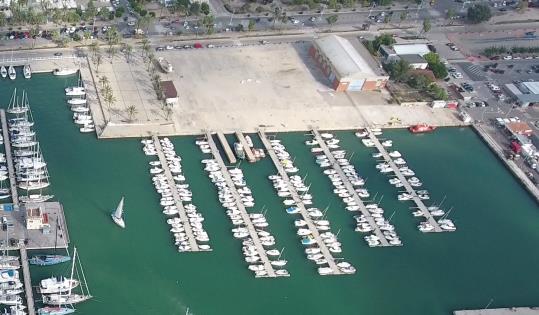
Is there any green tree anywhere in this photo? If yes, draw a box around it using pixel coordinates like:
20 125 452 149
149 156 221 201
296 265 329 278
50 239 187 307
429 62 448 79
141 38 150 56
422 18 431 33
124 44 133 63
423 52 440 64
85 0 98 21
399 11 407 26
202 15 215 34
99 75 110 89
189 1 201 15
518 0 528 12
446 8 455 23
201 2 210 15
95 54 103 72
384 59 410 81
272 7 281 29
0 12 6 27
428 83 448 100
326 15 338 29
328 0 338 9
467 3 491 24
248 19 255 31
407 74 432 89
105 26 120 54
103 91 117 110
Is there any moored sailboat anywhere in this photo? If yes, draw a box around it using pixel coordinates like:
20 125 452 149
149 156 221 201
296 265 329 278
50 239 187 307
8 66 15 80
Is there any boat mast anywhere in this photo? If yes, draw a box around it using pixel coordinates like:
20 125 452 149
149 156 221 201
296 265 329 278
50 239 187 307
77 249 91 298
67 247 77 297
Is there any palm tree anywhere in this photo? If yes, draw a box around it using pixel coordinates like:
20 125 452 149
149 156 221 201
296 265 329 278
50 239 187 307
89 41 100 59
109 46 117 63
98 76 109 90
141 38 150 57
272 7 281 29
103 91 116 110
125 105 138 122
102 84 113 100
94 54 103 73
124 44 133 63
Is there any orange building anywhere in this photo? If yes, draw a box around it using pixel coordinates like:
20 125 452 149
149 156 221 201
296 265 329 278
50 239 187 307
309 35 389 92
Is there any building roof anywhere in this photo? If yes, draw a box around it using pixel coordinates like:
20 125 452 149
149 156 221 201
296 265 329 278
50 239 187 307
314 35 379 80
399 54 427 65
161 81 178 99
506 122 533 135
505 83 539 104
392 44 431 56
27 207 41 217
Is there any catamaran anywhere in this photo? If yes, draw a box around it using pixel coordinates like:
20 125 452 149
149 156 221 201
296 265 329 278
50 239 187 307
23 65 31 79
0 66 6 78
8 66 15 80
41 247 92 305
111 197 125 228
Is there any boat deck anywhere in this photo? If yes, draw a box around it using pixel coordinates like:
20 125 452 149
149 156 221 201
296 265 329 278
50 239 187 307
454 308 539 315
216 132 237 164
365 129 443 233
152 136 206 252
258 130 347 276
0 109 19 208
311 129 394 247
205 132 279 278
235 132 256 163
20 244 35 315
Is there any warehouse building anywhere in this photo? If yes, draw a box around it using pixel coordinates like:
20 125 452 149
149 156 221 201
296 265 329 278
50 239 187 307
309 35 389 91
505 81 539 107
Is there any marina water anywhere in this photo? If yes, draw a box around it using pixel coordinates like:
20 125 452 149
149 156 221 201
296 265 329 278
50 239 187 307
1 72 538 314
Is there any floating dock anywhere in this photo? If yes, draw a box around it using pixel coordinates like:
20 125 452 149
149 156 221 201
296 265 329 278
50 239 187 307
19 244 35 315
311 129 392 246
216 132 237 164
454 307 539 315
235 132 256 163
152 136 202 252
365 129 443 232
258 130 345 275
0 109 19 208
205 131 278 278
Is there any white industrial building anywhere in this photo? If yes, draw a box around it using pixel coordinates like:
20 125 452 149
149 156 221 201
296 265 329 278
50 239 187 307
309 35 389 91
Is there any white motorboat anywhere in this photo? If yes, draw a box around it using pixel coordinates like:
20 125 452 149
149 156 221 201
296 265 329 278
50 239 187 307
80 126 95 133
53 68 77 76
65 87 85 96
71 106 90 113
67 98 87 105
8 66 15 80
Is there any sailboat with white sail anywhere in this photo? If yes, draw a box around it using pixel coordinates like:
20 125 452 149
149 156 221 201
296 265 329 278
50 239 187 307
8 66 15 80
6 89 28 115
23 65 31 79
41 247 92 306
111 197 125 228
0 66 7 78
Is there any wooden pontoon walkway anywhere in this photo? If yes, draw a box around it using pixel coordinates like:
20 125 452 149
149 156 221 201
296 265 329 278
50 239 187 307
152 136 204 252
19 245 35 315
216 132 237 164
365 129 443 233
205 132 278 278
0 109 19 208
311 129 393 246
258 130 347 275
235 132 255 163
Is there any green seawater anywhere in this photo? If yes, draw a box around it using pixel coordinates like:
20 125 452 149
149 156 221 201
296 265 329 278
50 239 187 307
0 72 538 315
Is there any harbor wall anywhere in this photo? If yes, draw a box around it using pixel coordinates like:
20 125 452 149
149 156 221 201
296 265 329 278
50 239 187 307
472 124 539 205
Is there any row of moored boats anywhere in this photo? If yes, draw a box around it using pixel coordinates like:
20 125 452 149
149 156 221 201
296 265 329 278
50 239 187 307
197 138 289 277
307 132 402 247
6 89 53 203
357 129 456 232
267 137 355 275
64 84 94 134
142 138 211 252
0 65 31 81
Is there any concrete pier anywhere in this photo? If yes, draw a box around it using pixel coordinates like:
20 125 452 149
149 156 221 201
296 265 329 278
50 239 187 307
258 130 346 275
311 129 392 246
454 307 539 315
19 245 35 315
216 132 237 164
365 130 443 232
235 132 256 163
205 132 277 278
152 136 202 252
0 109 19 208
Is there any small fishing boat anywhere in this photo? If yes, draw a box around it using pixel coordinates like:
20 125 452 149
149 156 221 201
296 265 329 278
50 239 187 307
111 197 125 228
